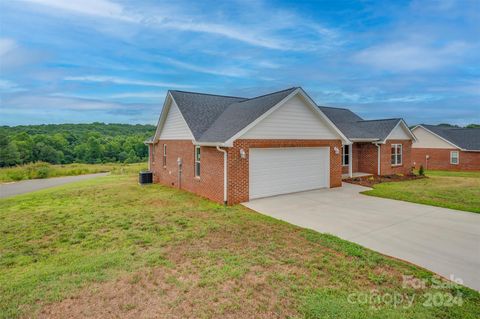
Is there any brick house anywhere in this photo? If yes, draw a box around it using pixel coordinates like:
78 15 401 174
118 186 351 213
411 125 480 171
146 87 416 205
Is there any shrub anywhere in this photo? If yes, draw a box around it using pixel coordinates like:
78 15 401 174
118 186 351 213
35 166 51 179
419 165 425 176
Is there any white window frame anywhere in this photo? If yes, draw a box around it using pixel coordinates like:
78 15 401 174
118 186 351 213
194 145 201 177
391 144 403 166
163 144 167 167
450 151 459 165
342 145 349 166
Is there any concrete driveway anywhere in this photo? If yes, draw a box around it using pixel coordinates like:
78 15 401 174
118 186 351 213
243 183 480 291
0 173 109 199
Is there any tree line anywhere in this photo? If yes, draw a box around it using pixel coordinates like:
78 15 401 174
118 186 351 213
0 123 155 167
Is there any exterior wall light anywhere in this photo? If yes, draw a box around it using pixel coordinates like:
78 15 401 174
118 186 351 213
334 146 340 154
239 148 246 159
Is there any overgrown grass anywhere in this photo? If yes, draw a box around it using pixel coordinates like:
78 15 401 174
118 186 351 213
0 162 147 182
362 170 480 213
0 175 478 318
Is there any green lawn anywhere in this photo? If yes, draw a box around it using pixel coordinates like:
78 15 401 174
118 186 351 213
0 162 147 182
362 170 480 213
1 175 479 318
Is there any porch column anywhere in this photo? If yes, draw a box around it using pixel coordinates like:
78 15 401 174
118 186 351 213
348 144 353 178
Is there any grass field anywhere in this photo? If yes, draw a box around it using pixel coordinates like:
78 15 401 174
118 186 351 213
0 162 147 182
362 170 480 213
1 175 479 318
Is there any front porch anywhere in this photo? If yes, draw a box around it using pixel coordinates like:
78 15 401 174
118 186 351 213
342 172 373 180
341 142 379 178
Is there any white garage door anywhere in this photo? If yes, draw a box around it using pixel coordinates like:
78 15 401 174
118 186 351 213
249 147 330 200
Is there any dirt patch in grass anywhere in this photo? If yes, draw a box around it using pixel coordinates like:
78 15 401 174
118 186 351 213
344 174 425 187
35 224 426 319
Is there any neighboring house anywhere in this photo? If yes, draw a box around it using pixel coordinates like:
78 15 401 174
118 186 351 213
146 87 416 205
411 125 480 171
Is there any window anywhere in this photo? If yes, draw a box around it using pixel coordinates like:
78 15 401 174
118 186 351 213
163 144 167 167
391 144 402 165
342 145 349 166
450 151 459 165
194 145 201 177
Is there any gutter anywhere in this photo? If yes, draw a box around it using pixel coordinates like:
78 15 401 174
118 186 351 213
216 146 228 205
374 143 381 175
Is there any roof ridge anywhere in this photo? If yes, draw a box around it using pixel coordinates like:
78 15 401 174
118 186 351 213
317 105 352 111
358 118 402 123
170 89 247 99
423 124 479 130
238 87 299 103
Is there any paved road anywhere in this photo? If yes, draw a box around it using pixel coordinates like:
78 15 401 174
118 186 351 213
0 173 109 199
243 183 480 291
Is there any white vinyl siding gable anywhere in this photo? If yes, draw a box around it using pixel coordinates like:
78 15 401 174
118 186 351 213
388 124 412 140
159 100 194 140
241 95 339 140
412 127 456 149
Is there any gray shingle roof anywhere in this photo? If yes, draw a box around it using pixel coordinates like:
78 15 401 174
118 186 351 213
421 125 480 151
170 87 297 143
197 88 297 142
318 106 403 140
163 87 410 144
170 90 246 140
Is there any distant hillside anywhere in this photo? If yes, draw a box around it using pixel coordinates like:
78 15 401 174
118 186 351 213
0 123 156 167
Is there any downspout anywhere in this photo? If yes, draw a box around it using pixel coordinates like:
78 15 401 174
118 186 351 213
216 146 228 205
348 144 353 178
375 143 381 175
147 144 151 171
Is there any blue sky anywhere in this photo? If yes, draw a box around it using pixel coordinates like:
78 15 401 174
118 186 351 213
0 0 479 126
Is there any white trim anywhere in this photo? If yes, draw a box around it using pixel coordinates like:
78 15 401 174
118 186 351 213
375 143 381 175
153 92 195 142
450 150 459 165
148 144 151 171
216 146 228 204
383 120 417 143
223 88 351 147
194 145 201 177
391 143 403 166
195 142 228 147
411 125 463 150
348 144 353 178
163 144 167 167
350 138 379 142
341 145 349 166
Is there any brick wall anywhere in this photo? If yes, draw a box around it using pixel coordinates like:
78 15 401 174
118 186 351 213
150 140 225 203
357 142 378 175
412 148 480 171
227 139 343 204
340 140 413 176
380 140 413 175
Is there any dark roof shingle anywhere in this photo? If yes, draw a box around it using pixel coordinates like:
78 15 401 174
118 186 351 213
421 125 480 151
318 106 403 140
163 87 411 144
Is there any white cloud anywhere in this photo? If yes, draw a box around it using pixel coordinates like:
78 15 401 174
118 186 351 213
20 0 135 21
354 41 469 72
0 38 17 57
0 79 26 93
4 94 124 110
160 57 250 77
19 0 336 51
64 75 193 88
51 91 167 99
